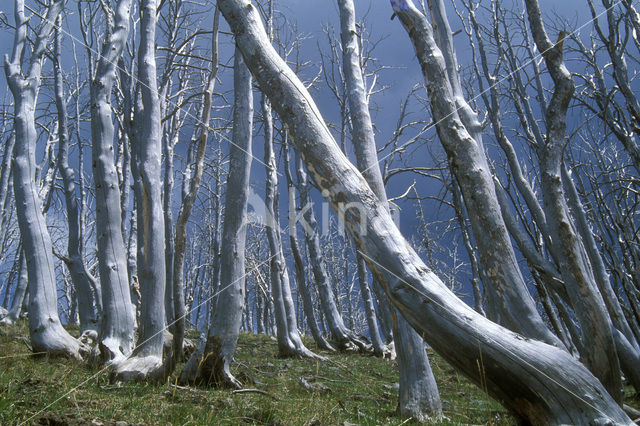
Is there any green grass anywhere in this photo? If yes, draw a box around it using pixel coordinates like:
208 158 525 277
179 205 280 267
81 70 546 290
1 321 633 425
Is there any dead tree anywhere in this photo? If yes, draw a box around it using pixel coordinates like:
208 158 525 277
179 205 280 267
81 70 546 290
4 0 83 358
216 0 632 422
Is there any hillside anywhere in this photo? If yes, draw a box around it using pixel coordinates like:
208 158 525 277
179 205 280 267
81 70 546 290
3 322 639 425
0 322 517 425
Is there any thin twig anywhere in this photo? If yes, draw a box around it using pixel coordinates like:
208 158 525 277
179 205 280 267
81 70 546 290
231 388 279 400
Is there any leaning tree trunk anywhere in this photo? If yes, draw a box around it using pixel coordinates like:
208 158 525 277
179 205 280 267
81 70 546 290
263 93 317 359
4 0 82 359
399 0 561 347
563 164 640 392
114 0 167 383
53 19 99 334
90 0 136 365
522 0 623 402
179 49 252 388
338 0 441 419
216 1 632 423
295 154 366 352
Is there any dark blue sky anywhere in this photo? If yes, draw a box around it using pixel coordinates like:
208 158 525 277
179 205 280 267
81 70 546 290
0 0 599 293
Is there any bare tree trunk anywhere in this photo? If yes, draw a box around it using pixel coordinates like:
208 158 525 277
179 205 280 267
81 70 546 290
217 1 632 422
263 97 316 358
338 0 441 419
395 0 561 347
179 48 252 388
53 18 99 334
295 152 366 351
91 0 136 365
355 255 385 356
523 0 623 401
171 7 220 366
163 130 176 332
284 143 334 351
0 135 16 249
114 0 167 383
260 0 317 359
563 165 640 390
3 248 27 325
4 0 82 359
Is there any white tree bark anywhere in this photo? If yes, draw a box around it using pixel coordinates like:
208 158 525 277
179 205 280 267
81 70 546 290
3 248 27 325
260 0 317 359
90 0 136 365
285 146 335 352
338 0 441 419
4 0 83 359
263 96 316 358
0 134 16 250
523 0 623 401
216 0 632 422
562 164 640 391
53 18 99 334
295 154 366 351
171 7 221 366
113 0 168 383
179 48 252 388
355 255 385 356
393 0 561 347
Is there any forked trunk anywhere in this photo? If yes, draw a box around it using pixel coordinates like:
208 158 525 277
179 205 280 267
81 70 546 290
113 0 168 383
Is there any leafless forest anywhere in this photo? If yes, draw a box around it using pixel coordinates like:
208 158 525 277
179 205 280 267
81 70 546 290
1 0 640 423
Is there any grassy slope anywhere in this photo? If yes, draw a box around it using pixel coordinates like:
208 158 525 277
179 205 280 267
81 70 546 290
0 321 633 425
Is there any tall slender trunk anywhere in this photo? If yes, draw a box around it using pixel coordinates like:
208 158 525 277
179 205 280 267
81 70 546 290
53 19 99 334
338 0 441 419
114 0 167 383
4 0 82 359
0 135 16 249
284 143 334 351
179 48 252 388
163 128 176 332
522 0 623 401
3 248 27 325
170 7 221 367
296 153 365 351
356 255 385 356
90 0 136 365
260 0 317 359
263 96 315 358
398 0 561 347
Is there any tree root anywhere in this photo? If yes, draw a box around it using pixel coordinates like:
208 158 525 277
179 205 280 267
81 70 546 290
31 323 85 360
111 355 167 384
